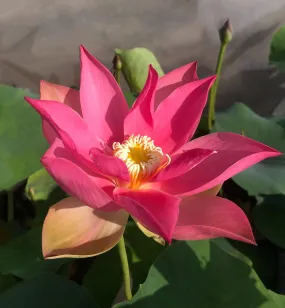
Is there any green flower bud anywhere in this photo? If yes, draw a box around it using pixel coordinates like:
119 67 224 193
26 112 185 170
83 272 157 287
219 19 233 44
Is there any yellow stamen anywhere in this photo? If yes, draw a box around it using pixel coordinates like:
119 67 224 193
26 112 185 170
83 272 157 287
113 134 171 189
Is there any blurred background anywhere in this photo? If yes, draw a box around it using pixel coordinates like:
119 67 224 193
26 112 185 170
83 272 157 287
1 0 285 115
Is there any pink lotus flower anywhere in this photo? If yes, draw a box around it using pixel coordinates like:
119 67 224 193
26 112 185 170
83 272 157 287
25 46 281 259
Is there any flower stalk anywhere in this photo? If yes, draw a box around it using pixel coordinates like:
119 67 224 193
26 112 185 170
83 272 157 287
117 236 132 300
113 58 133 300
208 19 232 130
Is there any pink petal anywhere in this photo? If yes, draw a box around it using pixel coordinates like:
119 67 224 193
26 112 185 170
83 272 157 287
90 148 129 182
173 195 255 244
40 81 81 144
113 187 180 243
25 97 99 153
150 76 216 154
42 197 128 259
26 97 129 181
155 62 198 109
80 45 128 144
152 148 215 182
124 65 158 136
42 140 118 211
156 132 282 196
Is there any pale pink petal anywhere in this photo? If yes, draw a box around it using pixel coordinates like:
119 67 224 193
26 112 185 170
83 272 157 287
40 81 81 144
42 140 118 211
124 65 158 136
173 195 255 244
150 76 216 154
114 188 180 243
155 62 198 109
156 132 282 196
80 45 128 144
40 80 81 114
42 197 129 259
152 148 215 182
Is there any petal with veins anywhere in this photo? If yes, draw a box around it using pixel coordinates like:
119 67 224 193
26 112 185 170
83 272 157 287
173 195 255 244
42 197 129 259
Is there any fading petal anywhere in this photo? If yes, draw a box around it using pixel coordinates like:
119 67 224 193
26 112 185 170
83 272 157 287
42 140 118 211
114 188 180 243
197 185 222 196
42 197 129 259
40 81 81 144
173 195 255 244
157 132 282 196
124 65 158 136
134 219 165 245
40 80 81 114
150 76 216 154
155 62 198 108
80 45 128 143
152 148 215 182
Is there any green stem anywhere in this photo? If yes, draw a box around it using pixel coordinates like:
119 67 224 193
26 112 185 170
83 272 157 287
117 236 132 300
208 42 228 130
7 190 14 222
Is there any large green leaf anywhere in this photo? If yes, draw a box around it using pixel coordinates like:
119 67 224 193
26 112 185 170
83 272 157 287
25 168 66 225
25 168 57 202
116 48 164 93
269 291 285 307
269 25 285 71
230 240 277 290
252 195 285 249
115 239 285 308
213 103 285 195
84 247 122 308
124 221 166 291
0 273 96 308
84 221 165 307
0 86 48 190
124 92 137 108
0 226 66 279
0 273 17 294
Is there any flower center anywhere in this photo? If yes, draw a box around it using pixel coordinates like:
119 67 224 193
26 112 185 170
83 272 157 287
113 134 170 189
